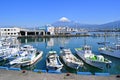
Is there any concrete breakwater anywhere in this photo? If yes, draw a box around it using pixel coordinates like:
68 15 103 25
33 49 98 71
0 66 110 76
18 34 90 38
18 32 120 38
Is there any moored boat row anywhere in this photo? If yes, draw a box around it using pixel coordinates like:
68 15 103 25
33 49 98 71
1 36 120 73
0 37 43 67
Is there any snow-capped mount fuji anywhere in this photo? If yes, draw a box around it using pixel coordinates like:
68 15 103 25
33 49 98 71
59 17 71 22
52 17 78 27
52 17 97 28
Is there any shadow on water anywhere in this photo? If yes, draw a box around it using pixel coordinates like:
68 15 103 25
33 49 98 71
21 65 35 71
101 54 120 74
82 63 103 75
0 60 10 67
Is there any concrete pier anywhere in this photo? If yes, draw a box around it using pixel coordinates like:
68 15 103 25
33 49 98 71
0 70 119 80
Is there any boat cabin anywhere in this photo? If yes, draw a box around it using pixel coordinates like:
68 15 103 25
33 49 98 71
62 49 71 55
116 44 120 50
83 45 92 54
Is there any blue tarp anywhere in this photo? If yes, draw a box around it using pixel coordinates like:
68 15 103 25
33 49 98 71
33 69 47 73
95 73 110 76
0 66 8 70
48 70 61 74
8 67 21 71
77 72 92 75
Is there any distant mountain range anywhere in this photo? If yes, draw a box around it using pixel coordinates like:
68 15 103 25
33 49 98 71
52 17 120 29
0 17 120 29
98 20 120 29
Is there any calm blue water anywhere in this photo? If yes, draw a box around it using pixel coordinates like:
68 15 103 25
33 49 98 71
17 36 120 75
1 35 120 74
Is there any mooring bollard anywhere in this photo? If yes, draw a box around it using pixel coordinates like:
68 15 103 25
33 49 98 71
22 70 26 73
66 73 70 76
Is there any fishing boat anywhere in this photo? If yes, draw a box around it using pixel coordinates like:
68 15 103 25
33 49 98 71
0 49 7 61
97 42 110 45
0 45 21 61
75 45 112 69
99 37 120 58
97 32 110 45
60 48 83 69
99 44 120 58
46 50 63 72
10 45 43 67
3 44 20 60
0 36 20 61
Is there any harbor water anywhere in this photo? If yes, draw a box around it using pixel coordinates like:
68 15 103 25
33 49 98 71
1 35 120 75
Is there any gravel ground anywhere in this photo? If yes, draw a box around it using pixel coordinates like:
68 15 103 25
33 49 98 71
0 70 119 80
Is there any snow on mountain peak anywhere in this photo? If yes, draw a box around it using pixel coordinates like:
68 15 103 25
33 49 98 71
59 17 70 22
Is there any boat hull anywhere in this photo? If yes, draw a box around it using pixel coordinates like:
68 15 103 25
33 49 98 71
47 64 62 72
100 50 120 58
76 51 110 69
10 51 43 67
21 51 43 67
60 55 80 70
46 51 63 72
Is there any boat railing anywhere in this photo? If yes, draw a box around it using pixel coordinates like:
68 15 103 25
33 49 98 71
75 48 83 51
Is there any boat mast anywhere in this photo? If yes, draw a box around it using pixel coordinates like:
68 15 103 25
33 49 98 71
104 32 107 46
84 33 87 46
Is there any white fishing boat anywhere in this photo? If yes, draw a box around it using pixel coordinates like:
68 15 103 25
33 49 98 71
0 47 12 61
75 45 112 69
99 44 120 58
60 48 83 69
99 37 120 58
3 44 20 60
10 45 43 67
46 50 63 72
0 36 20 61
0 49 7 61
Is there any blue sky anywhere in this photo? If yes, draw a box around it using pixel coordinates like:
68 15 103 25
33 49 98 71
0 0 120 27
